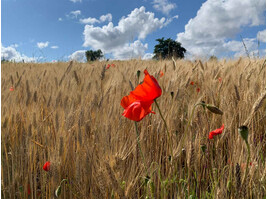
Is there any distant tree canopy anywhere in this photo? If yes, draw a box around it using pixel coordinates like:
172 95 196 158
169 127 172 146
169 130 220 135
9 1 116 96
153 38 186 60
85 49 103 62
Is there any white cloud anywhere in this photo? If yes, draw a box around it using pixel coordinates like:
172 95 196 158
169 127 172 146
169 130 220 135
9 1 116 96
58 18 63 21
80 13 112 24
69 10 81 18
152 0 176 15
37 41 49 49
176 0 266 58
223 38 258 58
100 13 112 22
69 50 86 62
83 6 171 59
112 40 148 60
51 46 59 49
1 44 36 62
80 17 100 24
70 0 82 3
257 29 266 43
143 53 154 60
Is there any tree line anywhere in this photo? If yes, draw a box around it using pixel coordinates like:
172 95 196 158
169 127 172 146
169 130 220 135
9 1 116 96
85 38 186 62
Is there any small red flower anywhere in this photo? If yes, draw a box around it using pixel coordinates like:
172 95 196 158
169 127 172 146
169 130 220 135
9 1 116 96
43 161 50 172
9 86 14 91
218 77 222 82
28 184 31 195
121 69 162 121
190 81 194 85
209 124 224 139
160 71 164 77
111 64 115 67
196 87 200 93
106 64 111 69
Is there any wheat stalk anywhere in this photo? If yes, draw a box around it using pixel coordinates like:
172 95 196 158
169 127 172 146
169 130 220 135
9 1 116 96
244 90 266 126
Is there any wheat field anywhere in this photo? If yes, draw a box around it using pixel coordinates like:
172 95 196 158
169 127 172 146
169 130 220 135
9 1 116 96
1 58 266 198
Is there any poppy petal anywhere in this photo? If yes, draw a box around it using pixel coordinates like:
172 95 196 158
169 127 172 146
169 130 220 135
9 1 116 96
130 69 162 101
121 94 137 109
43 161 51 172
209 124 224 139
122 100 154 121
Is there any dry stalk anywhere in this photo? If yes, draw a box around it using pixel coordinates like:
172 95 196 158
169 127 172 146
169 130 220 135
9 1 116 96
244 91 266 126
105 162 125 198
59 61 73 86
234 85 240 101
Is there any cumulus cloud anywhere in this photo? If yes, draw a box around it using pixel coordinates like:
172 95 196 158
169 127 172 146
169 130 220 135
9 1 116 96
1 44 35 62
80 13 112 24
70 0 82 3
37 41 49 49
112 40 148 60
58 18 63 21
51 46 59 49
83 6 171 59
69 50 86 62
257 29 266 43
152 0 176 15
176 0 266 58
69 10 81 18
223 38 258 58
100 13 112 22
80 17 100 24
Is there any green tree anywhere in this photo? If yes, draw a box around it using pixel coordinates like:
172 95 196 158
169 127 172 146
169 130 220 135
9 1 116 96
153 38 186 60
85 49 103 62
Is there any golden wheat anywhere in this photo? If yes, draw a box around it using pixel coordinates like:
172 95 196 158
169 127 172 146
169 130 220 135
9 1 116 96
1 58 265 198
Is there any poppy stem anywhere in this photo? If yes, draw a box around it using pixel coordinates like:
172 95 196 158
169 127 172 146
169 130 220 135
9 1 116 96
154 99 173 160
134 121 148 174
242 140 250 186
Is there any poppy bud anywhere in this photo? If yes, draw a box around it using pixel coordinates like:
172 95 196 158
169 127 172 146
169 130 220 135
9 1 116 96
137 70 141 80
201 144 207 153
170 91 174 99
55 185 62 197
206 104 223 115
238 125 249 143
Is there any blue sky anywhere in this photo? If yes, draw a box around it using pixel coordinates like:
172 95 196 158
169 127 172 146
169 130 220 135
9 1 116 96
1 0 266 62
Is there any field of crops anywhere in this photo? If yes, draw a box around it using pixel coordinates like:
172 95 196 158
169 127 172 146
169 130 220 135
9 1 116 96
1 58 266 198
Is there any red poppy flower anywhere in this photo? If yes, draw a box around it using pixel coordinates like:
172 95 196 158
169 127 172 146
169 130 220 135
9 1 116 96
160 71 164 77
121 69 162 121
111 64 115 67
196 88 200 93
106 64 111 69
43 161 50 172
9 86 14 91
190 81 194 85
209 124 224 139
218 77 222 82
